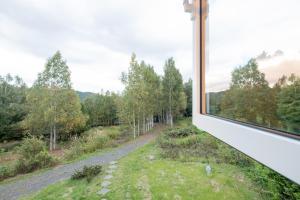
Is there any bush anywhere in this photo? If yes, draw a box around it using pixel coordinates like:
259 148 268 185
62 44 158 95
84 135 109 153
64 137 85 160
71 165 102 182
158 126 209 160
0 165 15 181
15 136 56 173
164 126 200 138
65 133 110 160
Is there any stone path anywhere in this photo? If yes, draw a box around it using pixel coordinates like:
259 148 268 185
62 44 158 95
0 132 158 200
97 160 118 197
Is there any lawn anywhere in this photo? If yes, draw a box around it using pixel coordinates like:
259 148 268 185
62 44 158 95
25 142 261 200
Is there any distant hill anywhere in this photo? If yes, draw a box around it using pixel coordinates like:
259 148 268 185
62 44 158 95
76 91 96 101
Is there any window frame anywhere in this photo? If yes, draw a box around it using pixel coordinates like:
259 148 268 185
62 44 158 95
192 0 300 184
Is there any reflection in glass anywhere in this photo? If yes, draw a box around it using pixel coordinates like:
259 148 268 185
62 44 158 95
205 0 300 135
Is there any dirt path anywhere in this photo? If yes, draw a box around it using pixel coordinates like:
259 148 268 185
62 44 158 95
0 127 163 200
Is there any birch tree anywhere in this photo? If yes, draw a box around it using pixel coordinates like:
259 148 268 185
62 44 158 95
162 58 186 127
24 51 86 150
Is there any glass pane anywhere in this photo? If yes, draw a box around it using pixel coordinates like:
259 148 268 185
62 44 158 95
205 0 300 135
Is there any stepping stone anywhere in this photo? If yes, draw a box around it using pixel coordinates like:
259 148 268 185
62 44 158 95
148 155 155 160
109 165 117 169
101 181 111 187
104 175 113 180
109 161 118 165
106 169 115 174
97 188 110 195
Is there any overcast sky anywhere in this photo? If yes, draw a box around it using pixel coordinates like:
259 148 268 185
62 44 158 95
207 0 300 92
0 0 192 93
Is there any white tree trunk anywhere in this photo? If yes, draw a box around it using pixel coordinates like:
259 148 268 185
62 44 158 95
152 116 154 128
143 114 145 133
53 124 57 150
49 126 53 151
137 118 140 136
133 113 136 139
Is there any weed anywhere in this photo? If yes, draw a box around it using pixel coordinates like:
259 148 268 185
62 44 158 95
71 165 102 182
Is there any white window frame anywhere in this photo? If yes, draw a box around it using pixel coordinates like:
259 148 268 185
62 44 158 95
186 0 300 184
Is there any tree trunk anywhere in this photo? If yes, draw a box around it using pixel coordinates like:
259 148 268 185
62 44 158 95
50 126 53 151
133 113 136 139
169 88 173 127
143 113 145 133
137 117 140 136
53 124 57 150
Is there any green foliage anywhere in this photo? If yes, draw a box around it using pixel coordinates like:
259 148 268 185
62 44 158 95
221 59 278 127
84 135 109 153
159 119 300 199
277 74 300 133
162 58 187 125
245 163 300 200
71 165 102 182
65 126 125 160
0 165 15 181
82 92 118 127
184 79 192 117
15 136 56 173
0 74 27 141
24 51 87 150
157 126 209 160
35 51 71 89
64 137 85 160
119 53 162 137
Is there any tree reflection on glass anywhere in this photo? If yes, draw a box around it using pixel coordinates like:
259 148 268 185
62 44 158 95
207 59 300 135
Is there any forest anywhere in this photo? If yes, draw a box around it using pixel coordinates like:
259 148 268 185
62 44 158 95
0 51 192 145
208 59 300 135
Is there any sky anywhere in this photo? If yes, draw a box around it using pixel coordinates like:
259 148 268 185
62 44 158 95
206 0 300 92
0 0 193 93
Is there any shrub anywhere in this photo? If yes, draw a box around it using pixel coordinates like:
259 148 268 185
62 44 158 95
0 165 15 181
71 165 102 182
65 133 111 160
84 135 109 153
64 137 85 160
164 126 200 138
158 126 207 160
15 136 56 173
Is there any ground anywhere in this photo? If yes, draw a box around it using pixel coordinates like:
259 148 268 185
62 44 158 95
24 143 261 200
0 131 157 200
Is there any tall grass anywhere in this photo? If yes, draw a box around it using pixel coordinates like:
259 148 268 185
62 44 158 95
65 126 127 160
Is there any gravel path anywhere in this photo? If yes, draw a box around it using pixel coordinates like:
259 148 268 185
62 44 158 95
0 132 158 200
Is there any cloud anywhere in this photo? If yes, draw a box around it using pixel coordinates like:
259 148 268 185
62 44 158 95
206 0 300 92
0 0 193 93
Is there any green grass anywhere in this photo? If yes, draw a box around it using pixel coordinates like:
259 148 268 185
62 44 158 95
26 143 261 200
106 143 260 200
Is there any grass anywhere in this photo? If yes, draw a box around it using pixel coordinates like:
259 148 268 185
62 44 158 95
106 143 260 200
15 119 300 199
25 142 261 200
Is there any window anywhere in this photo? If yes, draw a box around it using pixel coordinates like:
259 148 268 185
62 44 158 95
188 0 300 184
205 0 300 137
